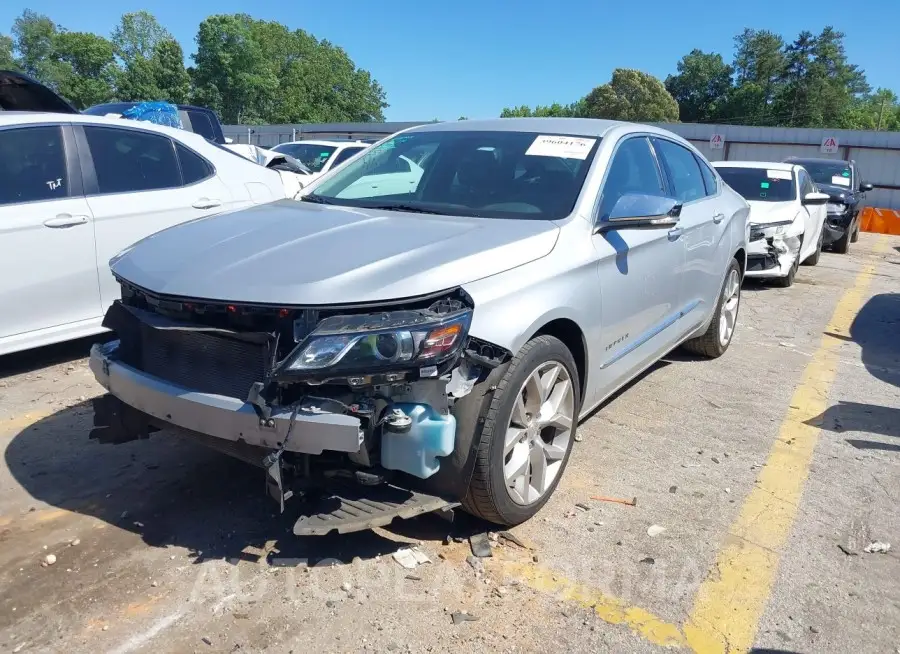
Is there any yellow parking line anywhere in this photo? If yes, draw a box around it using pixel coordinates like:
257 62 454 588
495 557 686 648
683 236 889 653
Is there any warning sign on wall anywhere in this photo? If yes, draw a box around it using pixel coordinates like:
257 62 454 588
820 136 840 154
710 134 725 150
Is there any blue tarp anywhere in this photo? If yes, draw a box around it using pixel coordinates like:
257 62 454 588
120 102 183 130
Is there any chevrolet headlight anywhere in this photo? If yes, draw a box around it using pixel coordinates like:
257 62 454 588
281 309 472 374
826 202 846 215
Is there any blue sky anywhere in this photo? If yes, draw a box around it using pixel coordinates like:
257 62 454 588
2 1 898 121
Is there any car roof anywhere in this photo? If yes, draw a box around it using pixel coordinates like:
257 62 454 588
713 161 798 172
0 111 214 148
784 156 853 165
407 117 626 138
275 139 368 148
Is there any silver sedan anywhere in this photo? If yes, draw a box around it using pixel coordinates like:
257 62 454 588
91 118 750 530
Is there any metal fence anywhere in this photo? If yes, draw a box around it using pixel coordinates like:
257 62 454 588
224 121 900 209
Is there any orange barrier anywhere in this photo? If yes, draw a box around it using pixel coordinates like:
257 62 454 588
860 207 900 235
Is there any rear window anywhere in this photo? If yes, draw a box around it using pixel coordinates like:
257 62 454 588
271 143 337 173
717 167 796 202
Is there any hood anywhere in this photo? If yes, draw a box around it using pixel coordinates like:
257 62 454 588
746 201 800 226
0 70 78 113
110 200 560 305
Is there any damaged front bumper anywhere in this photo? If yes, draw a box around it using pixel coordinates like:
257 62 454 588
746 223 801 278
89 341 364 455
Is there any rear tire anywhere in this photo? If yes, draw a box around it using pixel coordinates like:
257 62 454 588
682 258 741 359
851 222 860 243
462 335 580 526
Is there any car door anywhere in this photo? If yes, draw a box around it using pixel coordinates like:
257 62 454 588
78 124 232 312
590 135 685 396
0 123 100 345
652 137 724 327
798 168 824 260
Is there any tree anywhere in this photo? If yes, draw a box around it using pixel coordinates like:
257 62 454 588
53 31 117 107
111 11 167 62
665 50 733 122
500 101 584 118
11 10 64 87
191 14 386 124
151 38 190 103
0 34 16 69
582 69 679 122
111 12 190 103
725 29 786 124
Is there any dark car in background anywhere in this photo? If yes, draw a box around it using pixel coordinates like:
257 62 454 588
83 102 226 145
783 157 874 254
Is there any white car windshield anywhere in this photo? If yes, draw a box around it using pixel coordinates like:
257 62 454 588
718 167 796 203
305 130 600 220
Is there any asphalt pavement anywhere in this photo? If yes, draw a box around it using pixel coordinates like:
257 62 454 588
1 233 898 654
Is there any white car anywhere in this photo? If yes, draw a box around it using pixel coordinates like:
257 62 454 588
269 140 371 180
0 112 293 356
714 161 828 287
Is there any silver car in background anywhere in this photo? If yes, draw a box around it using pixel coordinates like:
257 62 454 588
90 118 749 532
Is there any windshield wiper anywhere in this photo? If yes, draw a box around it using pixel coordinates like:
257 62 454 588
300 194 337 205
365 203 450 215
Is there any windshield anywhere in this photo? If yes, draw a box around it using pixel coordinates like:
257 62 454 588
271 143 337 173
306 130 599 220
717 167 796 203
791 160 853 189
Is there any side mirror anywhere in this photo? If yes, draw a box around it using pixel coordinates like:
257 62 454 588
802 192 829 206
859 182 873 192
596 194 681 232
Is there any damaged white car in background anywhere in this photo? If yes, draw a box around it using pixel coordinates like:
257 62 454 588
714 161 828 287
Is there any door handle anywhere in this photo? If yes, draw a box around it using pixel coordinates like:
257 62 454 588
192 198 222 209
667 227 683 240
713 212 725 224
43 214 88 228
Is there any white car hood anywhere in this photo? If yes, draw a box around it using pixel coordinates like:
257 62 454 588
746 201 800 226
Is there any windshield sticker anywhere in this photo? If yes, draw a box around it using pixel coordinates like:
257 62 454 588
831 175 851 187
842 170 850 177
760 182 770 189
766 170 792 180
526 135 596 160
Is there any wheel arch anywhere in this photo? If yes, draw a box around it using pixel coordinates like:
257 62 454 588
529 318 588 402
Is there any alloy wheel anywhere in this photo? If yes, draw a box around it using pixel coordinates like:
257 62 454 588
719 268 741 348
503 361 575 505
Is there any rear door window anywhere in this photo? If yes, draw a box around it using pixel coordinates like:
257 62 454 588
84 126 180 194
176 143 215 185
0 125 69 205
653 139 707 204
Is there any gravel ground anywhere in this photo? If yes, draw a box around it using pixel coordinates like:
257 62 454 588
1 233 898 654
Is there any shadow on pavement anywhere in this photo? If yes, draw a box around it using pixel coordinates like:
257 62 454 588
807 293 900 449
0 334 111 380
845 439 900 452
4 402 492 567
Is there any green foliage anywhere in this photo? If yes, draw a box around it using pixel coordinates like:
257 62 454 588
1 9 386 122
501 26 899 131
502 69 678 123
665 50 733 122
583 69 679 122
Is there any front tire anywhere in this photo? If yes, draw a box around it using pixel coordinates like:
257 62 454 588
833 228 851 254
462 335 580 526
804 227 824 266
682 258 741 358
772 251 799 288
